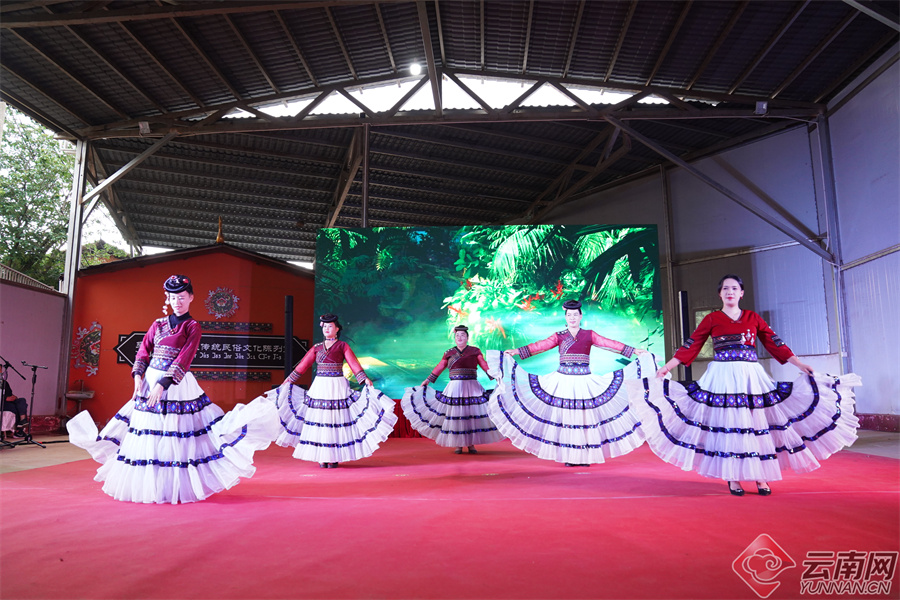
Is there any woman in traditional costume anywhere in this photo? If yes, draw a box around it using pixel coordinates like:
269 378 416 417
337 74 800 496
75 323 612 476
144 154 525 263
266 313 397 468
487 299 654 466
634 274 860 496
401 325 504 454
67 275 279 504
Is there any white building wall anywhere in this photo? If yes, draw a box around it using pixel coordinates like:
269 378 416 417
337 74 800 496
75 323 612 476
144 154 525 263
668 128 821 258
841 251 900 415
828 58 900 264
0 282 66 415
545 60 898 415
827 55 900 415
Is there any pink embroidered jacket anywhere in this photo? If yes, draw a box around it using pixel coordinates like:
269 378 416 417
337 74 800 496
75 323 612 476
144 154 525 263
287 340 368 385
517 329 634 375
132 313 201 387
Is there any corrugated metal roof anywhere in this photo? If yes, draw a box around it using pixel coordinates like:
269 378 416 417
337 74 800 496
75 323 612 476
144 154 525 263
1 0 896 262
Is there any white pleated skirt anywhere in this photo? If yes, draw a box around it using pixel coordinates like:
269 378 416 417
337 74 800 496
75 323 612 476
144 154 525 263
262 374 397 464
400 379 504 447
631 360 861 481
67 367 280 504
485 351 658 464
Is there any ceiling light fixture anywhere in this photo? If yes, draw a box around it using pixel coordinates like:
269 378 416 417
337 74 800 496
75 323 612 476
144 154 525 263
410 63 422 76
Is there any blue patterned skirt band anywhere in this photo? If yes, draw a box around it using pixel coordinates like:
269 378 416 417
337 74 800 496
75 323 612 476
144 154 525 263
149 357 174 371
557 362 591 375
682 379 793 408
304 394 358 410
560 353 590 364
134 396 213 414
316 364 344 377
434 390 490 405
713 345 759 362
449 368 477 380
529 370 624 409
148 344 181 370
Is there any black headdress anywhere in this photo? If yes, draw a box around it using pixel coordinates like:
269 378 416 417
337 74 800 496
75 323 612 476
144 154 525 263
562 299 582 311
164 275 193 294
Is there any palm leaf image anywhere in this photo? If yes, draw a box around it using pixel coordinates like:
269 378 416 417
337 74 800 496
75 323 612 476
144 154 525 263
488 225 570 281
578 228 658 304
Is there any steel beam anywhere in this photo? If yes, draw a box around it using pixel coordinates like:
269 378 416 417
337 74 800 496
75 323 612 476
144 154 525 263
659 164 679 370
81 132 177 220
417 0 442 116
327 128 364 227
843 0 900 31
814 114 851 373
58 139 90 415
605 115 834 263
362 124 370 227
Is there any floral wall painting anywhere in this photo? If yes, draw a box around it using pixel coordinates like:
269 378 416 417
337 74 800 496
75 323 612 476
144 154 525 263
205 286 240 320
72 321 102 376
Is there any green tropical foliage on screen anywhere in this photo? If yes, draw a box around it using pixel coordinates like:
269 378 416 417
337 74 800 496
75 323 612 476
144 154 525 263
314 225 662 398
442 225 659 349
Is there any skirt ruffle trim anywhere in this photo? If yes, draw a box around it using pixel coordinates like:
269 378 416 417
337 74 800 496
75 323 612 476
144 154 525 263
400 385 504 447
631 371 861 481
484 350 650 464
67 392 279 504
263 382 398 463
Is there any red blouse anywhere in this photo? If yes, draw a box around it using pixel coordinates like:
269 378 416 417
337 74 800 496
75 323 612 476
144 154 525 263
673 309 794 366
426 345 490 382
287 340 368 385
132 314 201 386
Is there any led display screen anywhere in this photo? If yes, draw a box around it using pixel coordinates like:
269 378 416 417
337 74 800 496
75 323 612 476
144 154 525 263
312 224 663 398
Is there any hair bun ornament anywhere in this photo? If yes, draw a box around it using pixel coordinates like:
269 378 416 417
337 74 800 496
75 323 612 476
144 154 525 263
453 325 469 333
319 313 339 324
164 275 191 293
562 299 582 310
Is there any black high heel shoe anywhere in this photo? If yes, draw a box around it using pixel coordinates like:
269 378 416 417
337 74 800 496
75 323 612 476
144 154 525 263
728 482 745 496
756 483 772 496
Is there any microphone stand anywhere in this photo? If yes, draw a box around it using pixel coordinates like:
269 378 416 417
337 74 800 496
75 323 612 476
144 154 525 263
0 355 25 450
8 362 48 449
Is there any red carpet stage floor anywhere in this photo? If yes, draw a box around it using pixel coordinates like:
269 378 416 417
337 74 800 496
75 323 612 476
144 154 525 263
1 438 898 600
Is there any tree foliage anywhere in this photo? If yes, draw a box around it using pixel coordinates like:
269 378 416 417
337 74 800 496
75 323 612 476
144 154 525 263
0 107 75 286
81 239 128 267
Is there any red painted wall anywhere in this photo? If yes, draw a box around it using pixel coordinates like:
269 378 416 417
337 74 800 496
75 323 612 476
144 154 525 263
68 246 315 425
